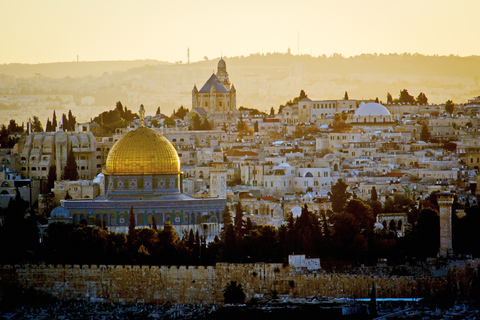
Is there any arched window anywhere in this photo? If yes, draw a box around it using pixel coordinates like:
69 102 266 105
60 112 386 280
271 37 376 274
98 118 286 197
305 172 313 177
389 219 397 231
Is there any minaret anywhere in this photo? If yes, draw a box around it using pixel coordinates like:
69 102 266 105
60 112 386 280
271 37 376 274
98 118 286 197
438 192 454 257
139 104 145 127
210 145 227 199
192 85 198 109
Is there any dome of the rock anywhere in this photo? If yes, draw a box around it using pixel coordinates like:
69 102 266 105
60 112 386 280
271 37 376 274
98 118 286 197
105 126 181 175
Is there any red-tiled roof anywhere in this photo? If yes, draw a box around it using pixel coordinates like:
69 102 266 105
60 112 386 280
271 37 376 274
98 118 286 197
264 118 280 123
261 196 278 201
384 172 407 177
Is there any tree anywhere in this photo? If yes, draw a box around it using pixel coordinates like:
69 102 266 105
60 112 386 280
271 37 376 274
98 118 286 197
47 165 57 192
270 107 275 116
67 110 76 131
62 146 78 180
254 121 259 132
420 123 430 142
234 201 245 238
192 114 202 130
156 107 161 115
399 89 415 104
8 119 23 133
371 186 378 201
52 110 58 130
223 281 245 304
344 91 349 100
128 206 136 239
45 118 52 132
174 106 189 120
164 118 176 127
445 100 454 116
31 116 43 132
201 118 211 130
375 97 379 103
387 92 393 104
416 92 428 105
328 179 351 213
221 205 232 238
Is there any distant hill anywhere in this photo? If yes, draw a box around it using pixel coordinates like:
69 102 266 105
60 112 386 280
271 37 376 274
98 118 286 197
0 60 171 78
2 53 480 79
190 53 480 78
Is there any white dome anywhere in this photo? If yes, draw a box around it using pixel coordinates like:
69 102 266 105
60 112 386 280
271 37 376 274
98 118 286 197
353 102 391 117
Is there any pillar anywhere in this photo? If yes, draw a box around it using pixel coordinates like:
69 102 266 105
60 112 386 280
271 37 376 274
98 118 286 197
438 192 454 257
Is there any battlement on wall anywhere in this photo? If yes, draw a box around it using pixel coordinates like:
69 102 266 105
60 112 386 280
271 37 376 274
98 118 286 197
1 262 475 304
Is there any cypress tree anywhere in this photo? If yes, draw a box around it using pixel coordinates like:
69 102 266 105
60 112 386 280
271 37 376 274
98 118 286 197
62 146 78 180
52 110 58 130
128 206 136 239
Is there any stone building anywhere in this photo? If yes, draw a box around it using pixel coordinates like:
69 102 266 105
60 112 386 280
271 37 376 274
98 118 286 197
16 131 100 180
192 59 236 113
59 110 226 239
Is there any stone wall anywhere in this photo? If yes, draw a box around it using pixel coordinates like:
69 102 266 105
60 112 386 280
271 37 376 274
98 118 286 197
0 262 474 304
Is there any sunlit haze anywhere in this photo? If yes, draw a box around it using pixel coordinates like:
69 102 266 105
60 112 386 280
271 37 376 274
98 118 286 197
1 0 479 64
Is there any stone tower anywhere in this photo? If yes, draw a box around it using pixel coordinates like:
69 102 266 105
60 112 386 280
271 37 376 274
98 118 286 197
209 156 227 199
438 191 454 257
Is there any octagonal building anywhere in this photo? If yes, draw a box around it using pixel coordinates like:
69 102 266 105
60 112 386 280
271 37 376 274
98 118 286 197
61 112 225 238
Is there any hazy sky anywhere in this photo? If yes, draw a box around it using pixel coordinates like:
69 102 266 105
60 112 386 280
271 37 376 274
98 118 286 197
2 0 479 64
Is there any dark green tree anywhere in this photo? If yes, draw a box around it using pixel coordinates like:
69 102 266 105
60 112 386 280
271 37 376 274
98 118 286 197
270 107 275 116
234 201 245 238
420 123 430 142
221 205 232 237
61 113 68 131
67 110 76 131
164 118 176 127
387 92 393 104
47 165 57 192
156 107 161 115
8 119 24 133
128 206 136 239
416 92 428 105
344 91 349 100
445 100 454 116
202 118 211 130
52 110 58 130
371 186 378 201
399 89 415 104
45 118 52 132
174 105 189 119
223 281 245 304
31 116 43 132
328 179 351 213
62 146 78 180
192 114 202 130
254 121 259 132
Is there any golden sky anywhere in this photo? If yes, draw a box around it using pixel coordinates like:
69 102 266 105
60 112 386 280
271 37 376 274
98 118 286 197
1 0 479 64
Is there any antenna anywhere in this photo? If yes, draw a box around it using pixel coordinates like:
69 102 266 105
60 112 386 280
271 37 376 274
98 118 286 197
187 47 190 64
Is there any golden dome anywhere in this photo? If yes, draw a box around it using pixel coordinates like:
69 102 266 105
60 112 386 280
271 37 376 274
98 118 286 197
105 127 181 175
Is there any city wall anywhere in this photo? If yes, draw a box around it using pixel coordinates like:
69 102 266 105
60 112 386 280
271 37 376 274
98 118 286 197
0 263 475 304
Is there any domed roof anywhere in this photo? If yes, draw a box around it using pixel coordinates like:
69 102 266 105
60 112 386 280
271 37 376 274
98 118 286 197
213 145 223 152
218 58 226 68
353 102 392 117
106 127 181 175
51 206 70 219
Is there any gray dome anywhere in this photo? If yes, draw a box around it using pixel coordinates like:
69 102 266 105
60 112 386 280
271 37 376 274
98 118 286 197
213 145 223 152
353 102 391 117
50 206 70 219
